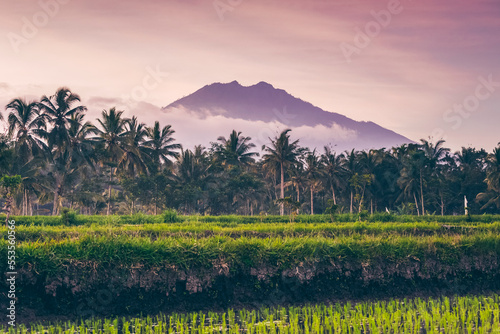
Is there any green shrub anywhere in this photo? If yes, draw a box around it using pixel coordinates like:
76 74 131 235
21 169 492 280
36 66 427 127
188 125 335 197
358 210 369 221
60 208 79 226
162 209 180 223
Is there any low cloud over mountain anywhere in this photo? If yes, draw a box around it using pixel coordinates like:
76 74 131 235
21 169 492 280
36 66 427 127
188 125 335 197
161 81 413 151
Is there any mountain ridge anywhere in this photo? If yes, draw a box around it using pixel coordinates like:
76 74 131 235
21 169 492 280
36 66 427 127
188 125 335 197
162 81 413 150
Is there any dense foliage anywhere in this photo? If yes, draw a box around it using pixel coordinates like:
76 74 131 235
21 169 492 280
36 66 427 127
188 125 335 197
1 88 500 216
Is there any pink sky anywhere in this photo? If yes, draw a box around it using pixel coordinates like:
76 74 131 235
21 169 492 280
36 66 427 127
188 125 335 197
1 0 499 151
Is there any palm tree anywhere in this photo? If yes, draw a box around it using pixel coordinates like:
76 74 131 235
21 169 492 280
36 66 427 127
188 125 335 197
215 130 259 167
420 138 449 166
418 138 450 215
321 146 346 205
5 98 47 214
304 149 322 215
67 113 97 167
144 121 182 173
46 112 96 215
454 147 487 214
397 149 426 216
120 116 148 177
37 88 87 215
476 147 500 211
343 149 360 214
289 163 306 213
38 87 87 154
6 98 46 164
17 157 50 215
93 107 128 215
173 146 211 213
262 129 301 216
358 149 383 214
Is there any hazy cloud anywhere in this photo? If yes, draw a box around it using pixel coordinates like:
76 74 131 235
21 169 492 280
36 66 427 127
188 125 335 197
0 0 499 150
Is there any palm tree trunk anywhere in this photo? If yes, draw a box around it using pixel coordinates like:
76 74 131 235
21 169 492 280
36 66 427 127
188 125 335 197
358 186 366 213
280 163 284 216
23 188 27 216
296 186 300 215
28 196 33 216
350 191 353 214
370 199 373 215
440 193 444 216
310 186 314 215
420 170 425 215
52 189 59 216
52 174 62 216
331 186 337 205
107 167 113 215
414 192 420 216
154 182 158 215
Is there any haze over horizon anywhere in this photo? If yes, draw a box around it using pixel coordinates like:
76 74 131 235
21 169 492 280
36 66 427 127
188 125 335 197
1 0 499 151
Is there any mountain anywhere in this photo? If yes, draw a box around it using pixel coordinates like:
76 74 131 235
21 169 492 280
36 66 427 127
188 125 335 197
162 81 413 151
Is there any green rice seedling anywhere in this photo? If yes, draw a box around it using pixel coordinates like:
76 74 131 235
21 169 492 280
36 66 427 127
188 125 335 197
8 220 500 244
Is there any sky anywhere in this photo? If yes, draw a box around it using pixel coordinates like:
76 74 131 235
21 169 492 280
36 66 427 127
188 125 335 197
0 0 499 151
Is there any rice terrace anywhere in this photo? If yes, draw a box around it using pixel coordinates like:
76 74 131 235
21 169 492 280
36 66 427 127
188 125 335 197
2 211 500 332
2 0 500 333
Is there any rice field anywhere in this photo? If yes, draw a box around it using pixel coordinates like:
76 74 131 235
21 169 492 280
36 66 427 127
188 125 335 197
2 295 500 333
2 217 500 332
10 221 500 243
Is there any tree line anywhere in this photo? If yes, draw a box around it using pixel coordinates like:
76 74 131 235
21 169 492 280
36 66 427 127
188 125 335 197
1 87 500 216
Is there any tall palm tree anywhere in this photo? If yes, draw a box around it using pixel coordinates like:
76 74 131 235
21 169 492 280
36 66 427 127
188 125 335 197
47 112 96 215
144 121 182 173
120 116 148 177
6 98 46 164
454 147 487 214
67 112 96 167
262 129 301 215
93 107 128 215
321 146 346 205
418 138 450 215
397 149 426 216
476 147 500 211
38 87 87 154
358 149 383 214
215 130 259 167
173 146 211 213
304 149 322 215
17 157 51 215
5 98 47 214
343 149 360 214
289 163 306 213
37 88 87 215
420 138 449 167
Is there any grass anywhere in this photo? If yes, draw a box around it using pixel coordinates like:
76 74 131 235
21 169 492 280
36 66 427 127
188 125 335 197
3 294 499 333
5 221 500 243
3 232 500 273
3 213 500 227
